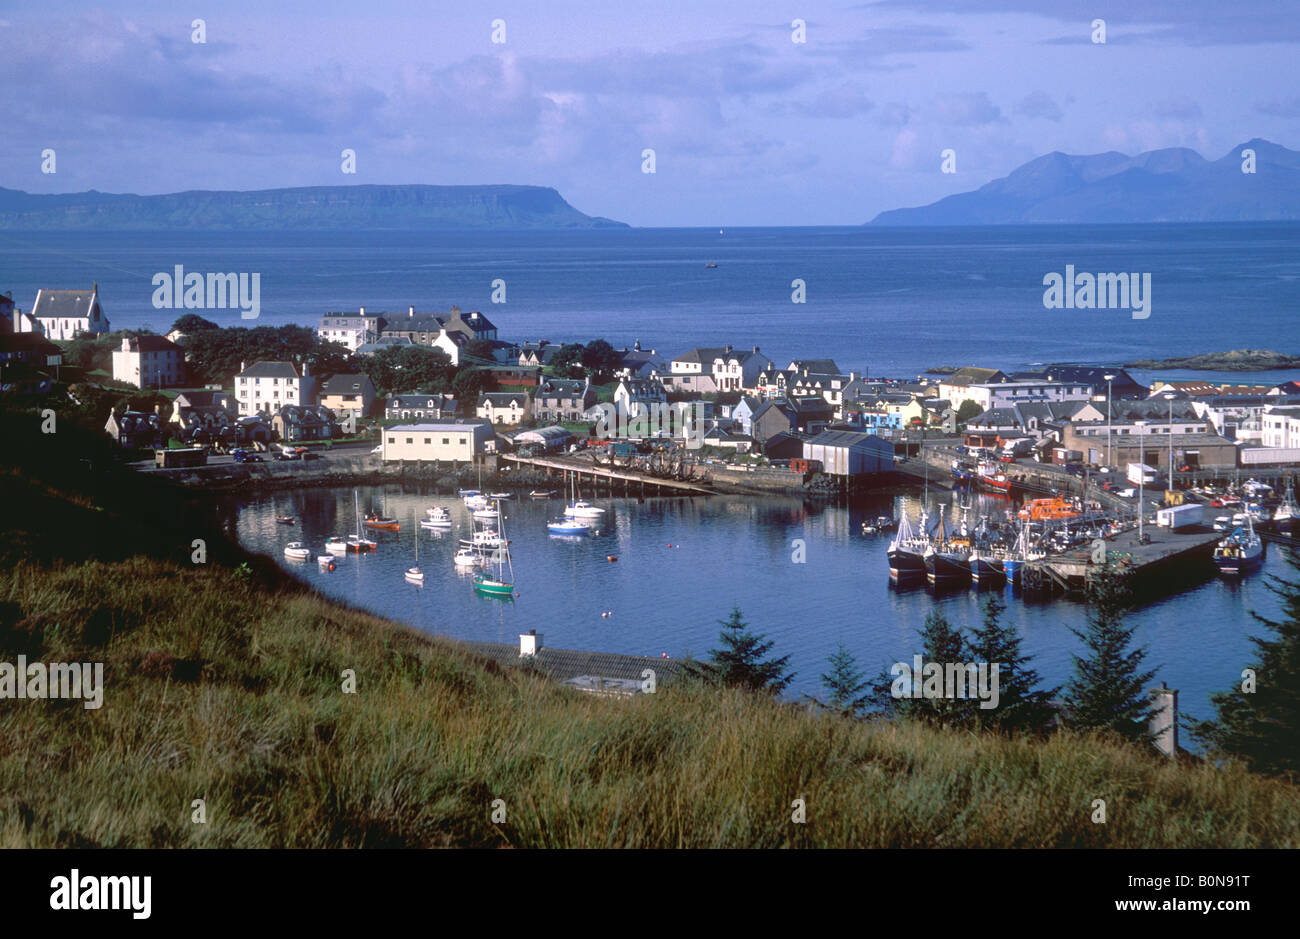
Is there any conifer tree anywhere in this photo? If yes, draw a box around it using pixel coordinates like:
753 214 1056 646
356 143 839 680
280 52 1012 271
967 594 1057 734
874 610 975 728
1062 569 1157 744
697 605 794 695
816 642 872 717
1192 552 1300 778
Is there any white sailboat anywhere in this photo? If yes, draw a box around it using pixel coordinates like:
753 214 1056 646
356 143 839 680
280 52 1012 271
561 472 605 519
405 510 424 584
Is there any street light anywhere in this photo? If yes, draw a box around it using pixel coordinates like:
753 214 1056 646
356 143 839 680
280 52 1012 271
1135 420 1147 542
1163 392 1176 494
1104 373 1115 468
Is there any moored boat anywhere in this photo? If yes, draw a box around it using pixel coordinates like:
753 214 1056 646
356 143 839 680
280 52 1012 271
325 536 348 555
1214 516 1264 577
363 512 400 530
284 541 311 560
547 517 593 534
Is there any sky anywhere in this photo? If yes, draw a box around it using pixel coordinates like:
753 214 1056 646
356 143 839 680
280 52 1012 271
2 0 1299 226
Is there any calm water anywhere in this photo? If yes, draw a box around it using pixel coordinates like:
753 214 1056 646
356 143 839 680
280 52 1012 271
3 224 1299 380
224 484 1292 728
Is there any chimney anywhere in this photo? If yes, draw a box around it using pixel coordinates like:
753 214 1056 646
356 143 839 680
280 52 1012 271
409 306 415 315
519 629 543 657
122 337 131 351
1148 684 1178 758
359 306 365 315
724 344 733 354
240 360 246 373
752 345 759 354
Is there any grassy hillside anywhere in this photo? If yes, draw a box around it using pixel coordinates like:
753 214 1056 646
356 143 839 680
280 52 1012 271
2 407 1299 847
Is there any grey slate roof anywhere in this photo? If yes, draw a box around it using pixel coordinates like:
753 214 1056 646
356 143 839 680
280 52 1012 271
239 361 301 379
32 288 97 320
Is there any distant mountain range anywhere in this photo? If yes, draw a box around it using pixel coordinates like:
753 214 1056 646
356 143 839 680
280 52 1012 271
870 139 1300 225
0 184 627 231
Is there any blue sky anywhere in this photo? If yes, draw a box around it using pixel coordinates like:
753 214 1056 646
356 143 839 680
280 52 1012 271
3 0 1298 225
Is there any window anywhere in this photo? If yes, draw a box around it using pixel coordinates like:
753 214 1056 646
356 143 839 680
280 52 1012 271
388 436 396 443
442 438 449 445
405 437 413 444
424 438 431 445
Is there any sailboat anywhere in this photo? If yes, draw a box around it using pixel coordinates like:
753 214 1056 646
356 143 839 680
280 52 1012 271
561 472 605 519
346 490 377 552
473 500 515 597
405 511 424 584
1214 513 1264 577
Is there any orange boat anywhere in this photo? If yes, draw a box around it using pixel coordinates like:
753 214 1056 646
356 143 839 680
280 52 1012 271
1017 497 1081 521
363 512 401 531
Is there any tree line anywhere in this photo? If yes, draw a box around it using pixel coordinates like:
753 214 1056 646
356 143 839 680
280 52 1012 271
690 563 1300 778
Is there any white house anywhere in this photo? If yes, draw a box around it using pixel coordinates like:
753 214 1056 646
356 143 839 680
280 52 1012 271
1262 405 1300 449
382 422 493 463
665 345 774 394
234 361 317 417
111 335 185 389
476 391 529 425
318 309 384 352
30 283 110 340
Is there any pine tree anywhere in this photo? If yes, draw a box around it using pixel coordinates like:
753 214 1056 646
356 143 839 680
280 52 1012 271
816 642 871 717
698 605 794 695
1191 551 1300 778
1063 569 1157 744
967 593 1058 734
874 610 975 728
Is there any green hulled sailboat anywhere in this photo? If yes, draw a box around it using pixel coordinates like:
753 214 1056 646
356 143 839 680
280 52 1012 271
473 499 515 598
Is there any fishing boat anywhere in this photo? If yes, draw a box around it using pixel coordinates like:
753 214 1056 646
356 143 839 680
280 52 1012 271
1001 520 1032 584
453 547 480 568
547 516 593 535
977 460 1012 494
924 505 972 584
887 509 929 578
1214 515 1264 577
473 507 515 597
968 548 1006 583
472 504 500 521
284 541 311 561
275 515 296 525
404 511 424 584
363 511 400 531
325 536 348 555
421 506 452 529
1273 480 1297 533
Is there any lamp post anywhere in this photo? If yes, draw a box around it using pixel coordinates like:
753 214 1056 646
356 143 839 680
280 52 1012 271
1104 373 1115 468
1135 420 1147 542
1164 392 1176 494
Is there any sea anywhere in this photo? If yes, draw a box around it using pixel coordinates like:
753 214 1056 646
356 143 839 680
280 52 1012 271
2 223 1298 383
4 222 1300 730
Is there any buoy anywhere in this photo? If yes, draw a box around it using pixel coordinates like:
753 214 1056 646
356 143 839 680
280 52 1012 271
607 555 617 562
328 563 335 572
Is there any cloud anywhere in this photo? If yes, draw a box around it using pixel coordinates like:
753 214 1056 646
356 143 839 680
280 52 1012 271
932 91 1004 125
770 82 874 118
1016 90 1062 121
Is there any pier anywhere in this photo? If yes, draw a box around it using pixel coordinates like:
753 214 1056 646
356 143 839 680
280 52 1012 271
1021 526 1221 594
501 453 715 496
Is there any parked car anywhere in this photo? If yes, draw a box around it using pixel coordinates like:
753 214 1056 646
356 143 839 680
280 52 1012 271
998 454 1015 463
370 444 383 454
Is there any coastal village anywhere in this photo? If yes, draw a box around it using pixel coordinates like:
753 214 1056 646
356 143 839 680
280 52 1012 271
4 284 1300 614
4 286 1300 484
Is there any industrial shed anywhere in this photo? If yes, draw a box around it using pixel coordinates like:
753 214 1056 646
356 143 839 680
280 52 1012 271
802 430 894 476
513 426 574 452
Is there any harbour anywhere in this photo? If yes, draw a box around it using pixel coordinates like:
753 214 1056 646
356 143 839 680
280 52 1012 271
223 481 1290 727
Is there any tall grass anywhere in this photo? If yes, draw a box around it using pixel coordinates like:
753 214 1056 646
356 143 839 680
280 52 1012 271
2 554 1299 848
